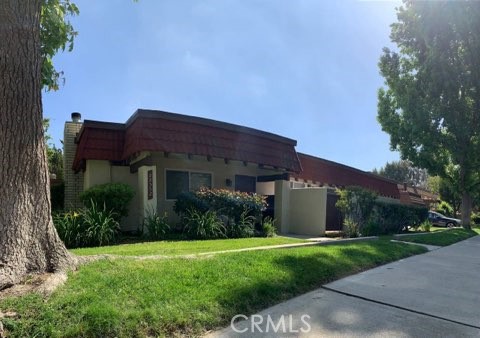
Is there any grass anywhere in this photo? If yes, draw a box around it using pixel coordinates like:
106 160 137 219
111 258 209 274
0 240 426 337
398 227 480 246
71 236 306 256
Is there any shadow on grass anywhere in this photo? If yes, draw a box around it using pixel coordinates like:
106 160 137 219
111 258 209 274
214 242 425 326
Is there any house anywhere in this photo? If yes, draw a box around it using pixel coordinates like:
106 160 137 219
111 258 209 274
63 109 407 236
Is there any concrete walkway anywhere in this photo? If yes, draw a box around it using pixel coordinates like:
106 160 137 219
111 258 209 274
207 236 480 337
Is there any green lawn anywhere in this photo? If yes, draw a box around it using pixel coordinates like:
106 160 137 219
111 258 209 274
1 240 426 337
71 237 306 256
398 227 480 246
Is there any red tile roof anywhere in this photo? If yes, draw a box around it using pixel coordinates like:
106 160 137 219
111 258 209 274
73 121 125 171
73 110 301 172
293 153 400 198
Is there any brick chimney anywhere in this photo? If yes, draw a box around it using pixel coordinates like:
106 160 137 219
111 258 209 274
63 112 84 209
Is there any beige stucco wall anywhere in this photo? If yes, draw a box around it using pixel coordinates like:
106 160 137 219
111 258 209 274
274 181 328 236
274 180 291 234
112 166 139 232
84 160 111 190
152 152 282 225
257 181 275 195
288 188 327 236
82 160 139 232
82 152 288 231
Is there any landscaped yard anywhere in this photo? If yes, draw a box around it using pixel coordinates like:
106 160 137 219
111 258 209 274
1 240 426 337
398 227 480 246
71 236 306 256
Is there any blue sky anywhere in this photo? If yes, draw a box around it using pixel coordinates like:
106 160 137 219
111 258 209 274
43 0 402 171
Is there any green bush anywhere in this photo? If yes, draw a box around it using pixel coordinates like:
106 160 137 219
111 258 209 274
362 220 381 237
82 201 120 246
437 201 454 217
369 201 427 235
420 220 432 232
53 210 84 248
336 186 377 237
336 186 428 236
195 188 267 221
261 217 277 237
53 202 120 248
471 212 480 226
143 209 170 240
80 183 134 221
227 208 255 238
173 192 209 216
183 209 226 240
174 188 267 238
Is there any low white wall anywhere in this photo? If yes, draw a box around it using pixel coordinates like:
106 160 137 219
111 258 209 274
274 180 327 236
288 188 327 236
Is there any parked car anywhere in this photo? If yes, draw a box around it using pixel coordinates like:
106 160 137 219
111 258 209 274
428 211 461 228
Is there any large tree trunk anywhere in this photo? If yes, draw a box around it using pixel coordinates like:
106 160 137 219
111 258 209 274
461 192 472 229
0 0 76 290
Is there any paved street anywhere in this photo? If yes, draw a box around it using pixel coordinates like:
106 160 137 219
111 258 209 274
208 236 480 337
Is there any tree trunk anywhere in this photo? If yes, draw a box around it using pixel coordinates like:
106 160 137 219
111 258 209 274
0 0 76 290
461 192 472 229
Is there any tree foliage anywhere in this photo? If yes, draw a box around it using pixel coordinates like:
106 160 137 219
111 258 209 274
377 1 480 227
43 118 64 180
373 160 429 188
41 0 79 91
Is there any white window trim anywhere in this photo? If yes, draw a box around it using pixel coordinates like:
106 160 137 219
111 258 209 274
164 168 214 201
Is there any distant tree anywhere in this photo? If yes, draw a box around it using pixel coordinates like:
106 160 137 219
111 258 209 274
377 1 480 228
43 118 64 180
0 0 78 290
426 176 441 195
373 160 429 188
439 179 461 218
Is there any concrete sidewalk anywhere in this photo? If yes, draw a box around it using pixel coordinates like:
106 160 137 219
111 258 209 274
206 236 480 337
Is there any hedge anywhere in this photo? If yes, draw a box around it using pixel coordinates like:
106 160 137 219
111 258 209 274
174 188 267 239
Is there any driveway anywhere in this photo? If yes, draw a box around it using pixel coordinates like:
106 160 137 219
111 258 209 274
207 236 480 337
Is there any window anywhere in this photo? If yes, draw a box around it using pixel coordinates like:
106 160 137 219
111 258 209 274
235 175 256 193
166 170 212 199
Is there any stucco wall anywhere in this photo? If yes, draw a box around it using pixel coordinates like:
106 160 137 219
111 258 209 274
288 188 327 236
274 181 328 236
82 153 287 230
82 160 139 232
84 160 111 190
112 166 139 232
152 152 282 224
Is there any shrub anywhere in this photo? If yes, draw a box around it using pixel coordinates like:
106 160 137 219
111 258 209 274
173 192 209 216
437 201 454 217
183 209 226 240
82 201 120 246
336 186 428 236
420 220 432 232
53 202 120 248
80 183 134 221
143 209 170 240
471 212 480 226
362 220 381 237
369 201 427 235
227 208 255 238
195 188 267 221
261 217 277 237
336 186 377 237
174 188 267 238
53 210 84 248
